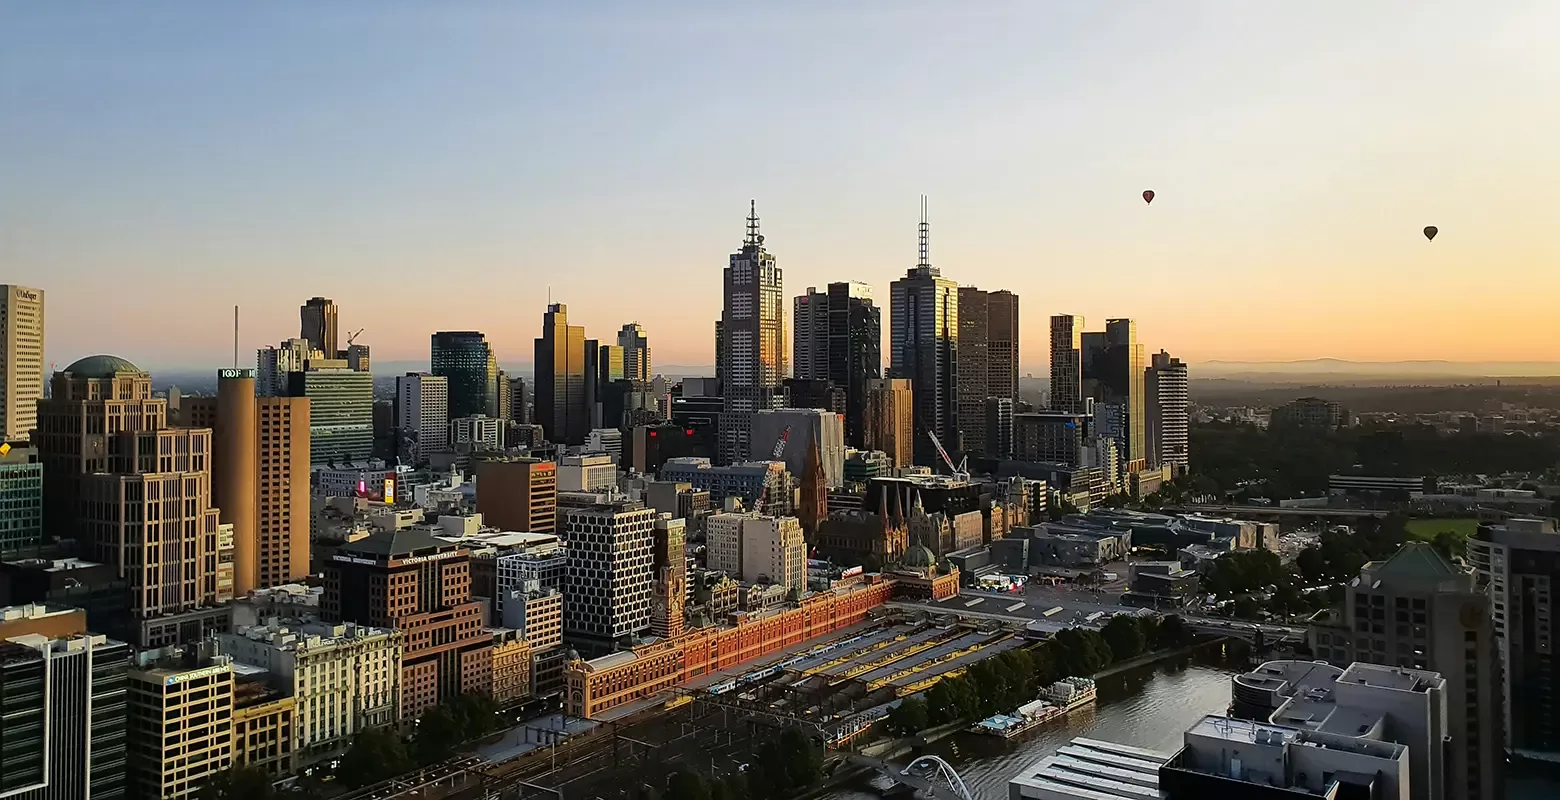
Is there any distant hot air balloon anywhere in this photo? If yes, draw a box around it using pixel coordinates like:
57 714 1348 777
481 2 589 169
1423 226 1438 241
1142 190 1155 205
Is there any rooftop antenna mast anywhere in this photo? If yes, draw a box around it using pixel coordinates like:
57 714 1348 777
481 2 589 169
745 199 763 247
917 194 930 267
233 305 239 368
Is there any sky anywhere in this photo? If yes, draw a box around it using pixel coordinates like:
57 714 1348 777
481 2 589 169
4 1 1559 373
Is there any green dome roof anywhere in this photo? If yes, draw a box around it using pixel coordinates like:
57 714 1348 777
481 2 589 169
903 545 936 569
63 355 143 377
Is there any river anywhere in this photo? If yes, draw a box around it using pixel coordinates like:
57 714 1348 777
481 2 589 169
821 647 1243 800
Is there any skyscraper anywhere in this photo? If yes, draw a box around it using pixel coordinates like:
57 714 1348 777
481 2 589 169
256 337 313 397
182 373 311 595
618 322 651 383
955 287 989 458
790 281 883 450
986 290 1019 403
287 366 372 465
793 287 830 381
432 331 498 420
0 285 44 442
1146 349 1190 474
1081 319 1147 473
1049 314 1084 413
889 198 958 468
0 443 42 556
300 296 338 358
395 373 449 463
1469 518 1560 766
534 304 588 445
476 457 557 534
36 355 226 646
717 202 785 464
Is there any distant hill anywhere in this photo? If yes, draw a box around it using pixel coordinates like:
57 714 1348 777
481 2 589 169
1194 359 1560 382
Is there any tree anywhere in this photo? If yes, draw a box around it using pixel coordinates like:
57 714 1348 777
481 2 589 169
415 705 461 764
1156 615 1194 649
667 770 711 800
199 765 275 800
447 693 499 738
861 553 883 573
1233 596 1261 620
1101 615 1147 662
777 728 822 790
338 727 411 788
886 696 929 735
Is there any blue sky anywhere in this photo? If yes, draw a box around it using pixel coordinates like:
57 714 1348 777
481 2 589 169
4 1 1558 371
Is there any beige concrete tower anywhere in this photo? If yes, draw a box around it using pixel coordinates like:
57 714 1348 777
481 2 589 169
0 285 44 441
214 370 259 594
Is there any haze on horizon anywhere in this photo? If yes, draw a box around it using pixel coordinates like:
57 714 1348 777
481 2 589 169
4 1 1558 373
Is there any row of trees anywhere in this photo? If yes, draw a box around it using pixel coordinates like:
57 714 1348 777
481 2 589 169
643 728 822 800
885 615 1194 733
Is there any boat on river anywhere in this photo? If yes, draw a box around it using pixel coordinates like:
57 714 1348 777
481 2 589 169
970 677 1098 738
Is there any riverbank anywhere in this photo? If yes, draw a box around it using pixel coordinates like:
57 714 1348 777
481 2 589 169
805 639 1229 798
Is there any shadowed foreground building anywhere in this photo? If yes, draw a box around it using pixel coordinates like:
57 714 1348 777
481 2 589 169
322 529 491 720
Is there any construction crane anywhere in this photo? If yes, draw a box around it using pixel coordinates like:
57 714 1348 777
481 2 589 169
345 328 365 347
753 425 793 512
925 430 969 483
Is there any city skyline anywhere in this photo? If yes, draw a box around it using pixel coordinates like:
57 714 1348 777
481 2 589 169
7 4 1559 370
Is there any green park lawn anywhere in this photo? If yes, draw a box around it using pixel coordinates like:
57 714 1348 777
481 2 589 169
1404 517 1479 542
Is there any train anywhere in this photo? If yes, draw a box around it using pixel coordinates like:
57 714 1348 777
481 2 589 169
706 631 875 695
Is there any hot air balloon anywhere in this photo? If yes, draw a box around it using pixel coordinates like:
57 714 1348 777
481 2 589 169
1423 226 1438 241
1142 190 1155 205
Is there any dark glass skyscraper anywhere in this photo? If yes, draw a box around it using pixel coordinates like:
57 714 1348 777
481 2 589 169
534 305 588 445
431 331 498 420
889 199 958 468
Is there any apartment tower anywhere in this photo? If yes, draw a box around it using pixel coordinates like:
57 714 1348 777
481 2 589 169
562 501 655 650
0 284 44 441
717 202 786 464
1146 349 1190 474
1049 314 1085 413
395 373 449 464
889 198 958 467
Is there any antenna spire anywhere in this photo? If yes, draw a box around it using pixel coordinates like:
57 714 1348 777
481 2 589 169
917 194 930 267
745 199 763 248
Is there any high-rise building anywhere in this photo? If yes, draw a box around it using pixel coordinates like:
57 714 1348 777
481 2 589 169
793 286 830 382
1013 411 1090 465
983 397 1015 460
256 337 313 397
494 367 511 426
395 373 448 464
792 283 880 449
506 376 529 425
750 408 845 489
286 366 372 466
650 513 686 639
431 331 498 420
1081 319 1147 473
953 287 1019 459
1146 349 1190 474
717 202 786 465
184 370 311 595
1469 518 1560 765
889 199 958 468
618 323 651 383
534 305 588 445
345 342 370 372
475 457 557 534
322 529 492 720
864 378 913 470
561 501 655 648
0 606 130 800
0 285 44 441
126 644 246 800
36 356 227 646
0 443 42 556
986 289 1019 403
1049 314 1085 413
1272 396 1349 431
300 296 338 359
450 415 503 453
1308 542 1503 800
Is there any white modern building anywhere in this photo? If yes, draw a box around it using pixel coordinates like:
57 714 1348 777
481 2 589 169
395 373 449 463
218 620 402 762
1147 350 1189 474
257 337 314 398
562 501 655 643
0 284 43 441
751 407 846 489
